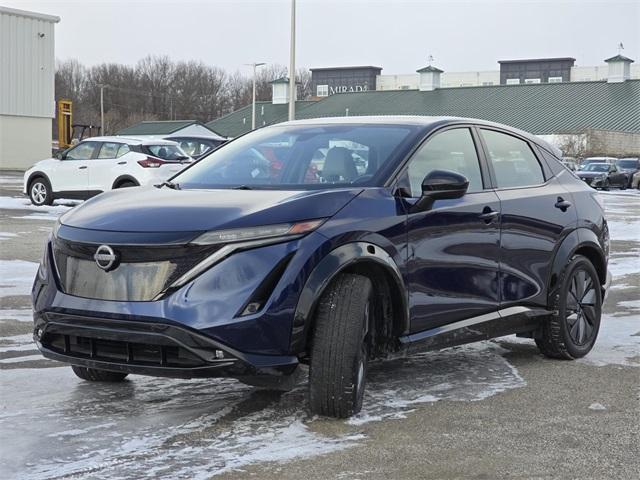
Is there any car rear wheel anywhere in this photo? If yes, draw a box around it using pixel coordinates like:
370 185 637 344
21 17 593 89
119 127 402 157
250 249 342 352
536 255 602 359
29 177 53 206
115 180 137 189
308 273 372 418
71 365 129 382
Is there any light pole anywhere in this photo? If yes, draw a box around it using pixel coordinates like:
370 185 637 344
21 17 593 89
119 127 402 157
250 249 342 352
246 62 266 130
288 0 296 121
98 84 107 135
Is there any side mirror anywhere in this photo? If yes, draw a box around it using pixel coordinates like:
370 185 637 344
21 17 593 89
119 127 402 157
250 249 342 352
55 151 65 160
412 169 469 212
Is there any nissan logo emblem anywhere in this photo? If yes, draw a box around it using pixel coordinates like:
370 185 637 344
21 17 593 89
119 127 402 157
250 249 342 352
94 245 118 271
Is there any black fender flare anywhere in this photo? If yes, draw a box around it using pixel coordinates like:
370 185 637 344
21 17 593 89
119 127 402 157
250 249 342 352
26 171 53 194
290 241 409 353
548 228 607 301
111 175 140 189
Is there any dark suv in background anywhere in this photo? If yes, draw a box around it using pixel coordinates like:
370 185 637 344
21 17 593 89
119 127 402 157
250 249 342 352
32 117 610 418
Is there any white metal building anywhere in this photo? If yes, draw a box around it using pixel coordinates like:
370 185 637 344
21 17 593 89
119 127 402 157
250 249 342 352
377 58 640 90
0 6 60 171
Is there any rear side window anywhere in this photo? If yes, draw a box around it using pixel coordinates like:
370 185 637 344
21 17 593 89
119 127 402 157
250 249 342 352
117 144 131 157
97 142 121 159
481 129 545 188
406 128 483 196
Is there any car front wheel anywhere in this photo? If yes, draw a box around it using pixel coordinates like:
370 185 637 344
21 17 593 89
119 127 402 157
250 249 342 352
29 178 53 206
308 273 373 418
536 255 602 359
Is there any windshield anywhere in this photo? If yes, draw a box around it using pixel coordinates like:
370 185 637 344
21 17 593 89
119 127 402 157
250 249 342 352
617 159 639 169
172 124 417 189
584 164 609 172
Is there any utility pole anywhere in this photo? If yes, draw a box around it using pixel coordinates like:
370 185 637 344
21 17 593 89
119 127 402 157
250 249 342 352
99 84 106 135
246 62 266 130
288 0 296 121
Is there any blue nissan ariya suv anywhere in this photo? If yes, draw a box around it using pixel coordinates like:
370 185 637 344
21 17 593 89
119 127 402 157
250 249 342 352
32 117 610 418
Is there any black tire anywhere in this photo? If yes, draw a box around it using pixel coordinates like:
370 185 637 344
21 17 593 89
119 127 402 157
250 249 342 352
536 255 602 360
308 273 373 418
29 177 53 206
620 178 627 190
115 180 137 189
71 365 129 382
601 179 610 191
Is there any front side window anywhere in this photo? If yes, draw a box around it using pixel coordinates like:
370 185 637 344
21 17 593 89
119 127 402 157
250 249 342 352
481 129 544 188
97 142 121 159
66 142 99 160
406 128 483 197
173 125 417 190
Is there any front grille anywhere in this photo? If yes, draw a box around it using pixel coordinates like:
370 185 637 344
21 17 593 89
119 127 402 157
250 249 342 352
43 331 205 367
53 237 221 301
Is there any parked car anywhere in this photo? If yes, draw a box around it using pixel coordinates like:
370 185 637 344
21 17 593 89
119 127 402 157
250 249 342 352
615 157 640 187
579 156 618 169
632 170 640 189
32 117 610 418
23 136 192 205
164 134 227 160
576 162 628 190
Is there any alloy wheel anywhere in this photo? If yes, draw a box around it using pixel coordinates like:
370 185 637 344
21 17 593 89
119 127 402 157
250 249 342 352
31 182 47 204
565 268 598 346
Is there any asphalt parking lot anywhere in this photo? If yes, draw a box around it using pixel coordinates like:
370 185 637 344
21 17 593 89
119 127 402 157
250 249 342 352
0 173 638 480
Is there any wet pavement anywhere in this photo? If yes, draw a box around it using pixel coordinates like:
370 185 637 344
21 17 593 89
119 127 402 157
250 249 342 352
0 174 638 479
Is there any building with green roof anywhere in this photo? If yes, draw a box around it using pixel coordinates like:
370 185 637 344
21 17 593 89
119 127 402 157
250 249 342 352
116 120 222 138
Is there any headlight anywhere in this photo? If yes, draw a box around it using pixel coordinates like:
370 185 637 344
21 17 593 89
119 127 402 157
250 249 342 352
38 236 51 282
599 174 607 180
191 219 326 245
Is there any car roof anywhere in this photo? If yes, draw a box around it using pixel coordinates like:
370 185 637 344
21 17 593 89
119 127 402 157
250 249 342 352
81 136 178 146
164 134 227 142
278 115 562 157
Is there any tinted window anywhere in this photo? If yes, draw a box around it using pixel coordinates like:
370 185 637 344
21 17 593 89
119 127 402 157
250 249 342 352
481 129 544 188
585 164 608 172
66 142 99 160
146 145 186 160
174 125 417 190
97 142 121 159
617 159 639 169
406 128 483 197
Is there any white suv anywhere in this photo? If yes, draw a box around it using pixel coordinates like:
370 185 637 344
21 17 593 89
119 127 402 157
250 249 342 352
23 137 191 205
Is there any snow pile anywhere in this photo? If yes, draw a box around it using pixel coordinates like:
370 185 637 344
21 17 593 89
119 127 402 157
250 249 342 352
0 260 38 297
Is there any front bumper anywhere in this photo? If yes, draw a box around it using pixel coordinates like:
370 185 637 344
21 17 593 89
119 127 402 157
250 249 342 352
34 312 298 378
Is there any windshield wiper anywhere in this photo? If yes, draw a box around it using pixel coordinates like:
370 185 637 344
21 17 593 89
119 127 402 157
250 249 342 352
232 185 253 190
157 181 181 190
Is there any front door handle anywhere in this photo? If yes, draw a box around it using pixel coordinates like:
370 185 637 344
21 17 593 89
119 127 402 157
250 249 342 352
555 197 572 211
117 161 126 165
479 207 499 223
78 165 87 170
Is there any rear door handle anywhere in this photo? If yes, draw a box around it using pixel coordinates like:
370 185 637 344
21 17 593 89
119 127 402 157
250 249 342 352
479 207 499 223
117 161 126 165
78 165 87 170
555 197 572 211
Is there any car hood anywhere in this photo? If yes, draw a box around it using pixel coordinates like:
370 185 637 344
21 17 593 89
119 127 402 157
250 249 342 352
577 171 606 178
59 186 362 233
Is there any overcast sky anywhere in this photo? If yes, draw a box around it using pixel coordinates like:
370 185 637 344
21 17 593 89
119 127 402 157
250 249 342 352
4 0 640 74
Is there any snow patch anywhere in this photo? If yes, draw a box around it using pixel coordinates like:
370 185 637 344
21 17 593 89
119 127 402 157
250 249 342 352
0 309 33 323
588 402 607 411
0 260 38 297
577 315 640 367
